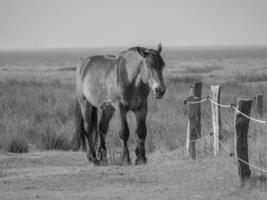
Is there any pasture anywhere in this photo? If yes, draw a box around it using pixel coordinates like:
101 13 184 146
0 46 267 199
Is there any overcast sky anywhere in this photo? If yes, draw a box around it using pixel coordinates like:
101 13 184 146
0 0 267 50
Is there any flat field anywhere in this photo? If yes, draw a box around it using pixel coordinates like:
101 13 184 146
0 46 267 199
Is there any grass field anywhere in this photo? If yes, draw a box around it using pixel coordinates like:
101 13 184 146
0 46 267 199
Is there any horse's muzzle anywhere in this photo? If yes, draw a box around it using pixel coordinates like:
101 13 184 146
154 86 165 99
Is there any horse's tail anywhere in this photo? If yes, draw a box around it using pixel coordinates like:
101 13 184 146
71 101 87 151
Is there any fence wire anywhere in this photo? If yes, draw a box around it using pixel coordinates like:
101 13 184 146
188 129 267 174
232 106 267 124
190 134 212 143
187 95 267 125
218 139 267 174
185 88 267 174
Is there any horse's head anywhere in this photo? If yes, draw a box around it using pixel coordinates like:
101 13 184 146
137 43 166 99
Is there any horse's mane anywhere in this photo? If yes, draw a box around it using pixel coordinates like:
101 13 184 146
125 47 165 68
117 47 164 69
128 46 144 51
128 46 159 54
105 54 116 57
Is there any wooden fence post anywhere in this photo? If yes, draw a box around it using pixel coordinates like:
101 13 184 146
256 94 263 118
193 82 202 99
235 98 253 184
186 96 201 160
210 85 222 155
193 82 202 137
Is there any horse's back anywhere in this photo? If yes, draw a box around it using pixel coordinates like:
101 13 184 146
78 55 115 78
76 55 117 106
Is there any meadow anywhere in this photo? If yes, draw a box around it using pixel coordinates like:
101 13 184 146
1 46 267 199
0 46 267 174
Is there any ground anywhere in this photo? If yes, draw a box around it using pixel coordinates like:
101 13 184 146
0 150 266 200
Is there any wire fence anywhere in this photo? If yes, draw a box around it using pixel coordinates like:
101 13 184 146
187 96 267 124
218 139 267 174
189 130 267 174
185 90 267 174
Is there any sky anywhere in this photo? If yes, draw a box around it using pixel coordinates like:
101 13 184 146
0 0 267 50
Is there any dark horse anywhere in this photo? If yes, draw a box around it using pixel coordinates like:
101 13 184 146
73 44 166 165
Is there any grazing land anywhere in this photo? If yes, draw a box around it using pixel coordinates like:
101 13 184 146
0 46 267 199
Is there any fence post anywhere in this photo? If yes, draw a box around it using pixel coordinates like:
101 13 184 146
186 96 201 160
256 94 263 118
193 82 202 137
193 82 202 99
210 85 222 155
234 98 253 184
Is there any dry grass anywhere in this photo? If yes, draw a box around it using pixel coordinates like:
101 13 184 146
7 138 29 153
180 64 222 74
1 75 266 174
0 47 267 195
0 74 200 154
233 72 267 83
0 79 75 152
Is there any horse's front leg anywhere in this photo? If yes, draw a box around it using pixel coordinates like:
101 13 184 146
118 104 131 165
134 102 148 165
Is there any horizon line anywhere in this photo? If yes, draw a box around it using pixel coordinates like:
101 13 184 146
1 44 267 52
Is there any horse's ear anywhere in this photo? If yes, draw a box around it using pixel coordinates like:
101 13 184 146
137 47 147 57
157 43 162 54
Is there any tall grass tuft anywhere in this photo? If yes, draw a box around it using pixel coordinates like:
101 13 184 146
7 138 29 153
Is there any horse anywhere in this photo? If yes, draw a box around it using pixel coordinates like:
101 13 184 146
73 43 166 165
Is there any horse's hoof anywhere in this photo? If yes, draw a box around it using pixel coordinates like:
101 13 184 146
120 153 131 166
92 160 100 166
135 156 147 165
87 154 100 166
99 156 108 166
121 158 131 166
90 157 100 166
88 158 100 166
97 148 108 165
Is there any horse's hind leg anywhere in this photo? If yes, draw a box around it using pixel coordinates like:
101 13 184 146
80 100 99 165
118 104 131 165
134 102 148 165
71 101 87 151
97 105 114 165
